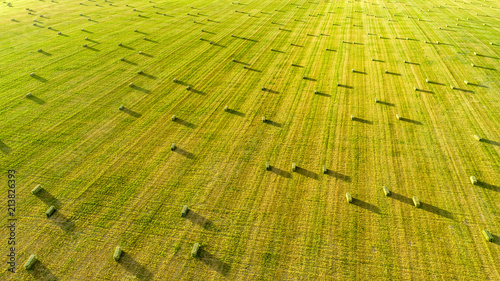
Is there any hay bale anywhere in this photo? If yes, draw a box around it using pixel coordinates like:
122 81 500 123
171 115 176 121
375 98 378 103
262 116 266 122
138 70 143 74
482 229 494 242
224 106 229 112
26 92 32 98
181 205 189 217
191 243 200 257
129 83 133 87
384 70 388 73
31 184 42 194
470 176 477 185
396 114 401 120
46 205 56 217
24 255 37 270
346 192 353 203
173 78 177 83
464 80 469 85
113 246 122 261
292 163 296 172
322 165 327 174
471 63 475 67
186 85 190 90
119 105 124 110
350 114 355 120
383 186 390 196
120 58 125 61
426 79 429 83
30 72 35 77
171 143 176 151
473 135 482 141
412 196 420 208
266 162 270 170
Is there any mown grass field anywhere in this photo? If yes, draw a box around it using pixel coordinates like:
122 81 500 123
1 0 500 279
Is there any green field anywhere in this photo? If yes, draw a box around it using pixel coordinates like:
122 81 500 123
1 0 500 279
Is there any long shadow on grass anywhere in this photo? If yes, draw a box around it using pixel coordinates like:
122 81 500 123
325 170 351 182
353 198 381 214
85 46 100 52
468 83 488 88
262 88 279 94
130 85 151 94
420 202 454 219
123 59 138 66
337 83 353 89
35 188 60 208
39 50 52 56
198 248 231 276
0 140 12 154
245 67 261 72
314 91 330 97
303 76 316 81
186 211 214 230
28 260 58 281
475 66 496 71
352 117 373 124
377 101 395 107
226 109 245 117
477 181 499 192
119 44 135 50
173 147 195 159
295 166 318 180
269 166 292 178
452 88 474 93
139 72 157 79
264 120 282 127
390 192 413 205
427 81 446 86
123 108 142 118
120 251 153 280
27 94 46 104
481 139 500 146
492 235 500 246
385 71 401 76
31 74 47 82
400 118 423 125
82 29 93 34
173 118 196 128
49 211 75 232
139 52 153 58
189 88 206 95
232 60 250 65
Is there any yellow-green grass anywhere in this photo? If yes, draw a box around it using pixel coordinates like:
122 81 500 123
1 0 500 279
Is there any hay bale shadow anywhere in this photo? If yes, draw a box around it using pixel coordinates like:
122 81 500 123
492 235 500 246
35 189 60 207
264 119 282 127
269 166 292 178
481 139 500 146
314 91 330 97
139 72 157 79
28 260 58 281
123 59 138 66
420 202 454 219
86 39 99 43
325 170 351 182
385 71 401 76
139 52 153 57
295 166 318 179
130 85 151 94
303 76 316 81
427 81 446 86
31 74 47 82
337 83 353 89
123 108 142 118
85 46 100 52
39 50 52 56
0 140 12 154
173 118 196 128
27 94 46 104
174 147 195 159
400 118 423 125
476 181 499 192
390 192 413 205
81 29 93 34
119 44 135 50
377 101 395 107
245 67 261 72
475 65 496 71
49 211 75 232
468 83 488 88
232 60 250 65
227 109 245 117
353 199 381 214
352 117 373 124
120 251 153 280
185 211 214 230
262 88 279 94
198 248 231 276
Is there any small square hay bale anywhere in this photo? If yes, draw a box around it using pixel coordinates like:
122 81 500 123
46 205 56 217
396 114 401 120
171 115 176 121
24 255 37 270
119 105 124 110
181 205 189 217
412 196 420 208
138 70 143 74
224 106 229 112
26 92 32 98
350 114 355 120
120 57 124 61
171 143 176 151
292 162 296 172
482 229 494 242
322 165 327 174
473 135 482 141
186 85 190 90
470 176 477 185
383 186 390 196
425 79 429 83
464 80 469 85
262 116 266 122
191 243 200 257
30 72 35 77
375 98 378 103
113 246 122 261
266 162 270 171
129 83 133 87
384 70 388 73
346 192 353 203
32 184 42 194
